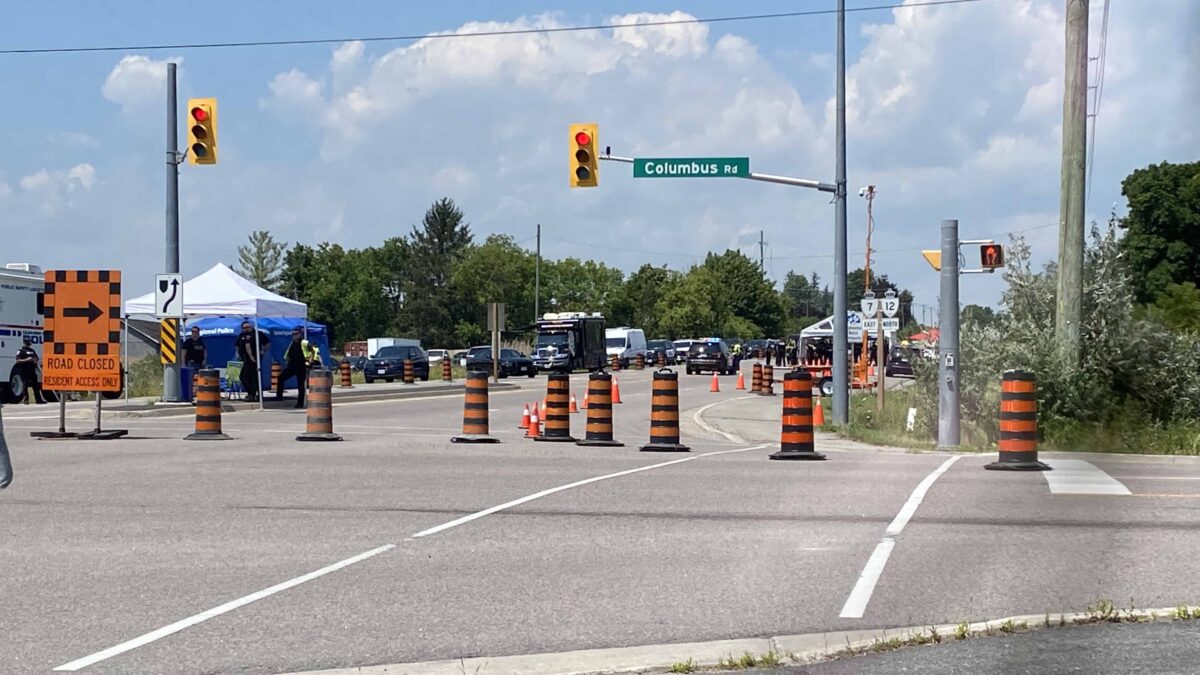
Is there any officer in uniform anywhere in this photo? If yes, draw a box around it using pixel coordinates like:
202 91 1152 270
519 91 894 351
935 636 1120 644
276 327 309 408
14 337 46 404
182 326 206 371
234 321 264 402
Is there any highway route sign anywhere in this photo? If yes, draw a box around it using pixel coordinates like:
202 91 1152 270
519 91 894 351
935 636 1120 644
155 273 183 318
860 297 879 316
633 157 749 178
41 270 122 392
881 296 900 318
882 317 901 331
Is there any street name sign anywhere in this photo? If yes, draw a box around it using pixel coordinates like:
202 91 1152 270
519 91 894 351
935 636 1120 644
42 270 122 392
155 273 183 318
633 157 750 178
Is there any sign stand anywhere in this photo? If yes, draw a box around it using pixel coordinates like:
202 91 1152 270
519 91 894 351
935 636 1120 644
30 396 78 440
76 395 127 441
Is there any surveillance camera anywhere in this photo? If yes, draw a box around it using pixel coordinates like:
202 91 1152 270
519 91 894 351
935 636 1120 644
858 187 867 197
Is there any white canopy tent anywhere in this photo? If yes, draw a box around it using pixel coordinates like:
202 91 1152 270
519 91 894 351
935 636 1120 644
124 263 307 409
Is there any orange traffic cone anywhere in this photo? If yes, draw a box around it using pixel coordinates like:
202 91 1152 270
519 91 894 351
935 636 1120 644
710 371 721 392
569 393 579 413
581 391 589 409
814 398 825 427
736 371 746 390
519 403 531 430
611 377 623 404
526 402 541 438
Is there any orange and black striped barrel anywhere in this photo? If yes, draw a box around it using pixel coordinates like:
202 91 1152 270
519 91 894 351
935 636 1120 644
452 371 499 443
577 372 623 447
403 359 415 384
339 359 353 388
270 362 282 391
610 354 620 371
184 369 230 441
296 368 342 441
769 371 825 460
657 352 666 367
640 369 690 452
191 370 200 403
442 358 452 382
537 373 576 442
635 353 645 370
986 370 1048 470
760 364 776 396
751 363 763 393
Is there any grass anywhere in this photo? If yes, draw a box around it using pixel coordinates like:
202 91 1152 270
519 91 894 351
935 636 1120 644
669 658 698 673
715 650 783 670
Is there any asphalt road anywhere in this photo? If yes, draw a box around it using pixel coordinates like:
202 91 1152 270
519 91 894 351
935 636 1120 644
1 360 1199 674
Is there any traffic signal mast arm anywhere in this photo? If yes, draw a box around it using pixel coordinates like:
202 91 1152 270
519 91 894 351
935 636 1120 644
599 153 836 193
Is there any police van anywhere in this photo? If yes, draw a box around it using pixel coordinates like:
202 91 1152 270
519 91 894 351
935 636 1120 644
0 263 49 403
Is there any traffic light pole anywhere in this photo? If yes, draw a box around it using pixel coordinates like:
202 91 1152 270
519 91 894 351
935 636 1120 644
833 0 848 426
937 219 960 450
163 62 182 403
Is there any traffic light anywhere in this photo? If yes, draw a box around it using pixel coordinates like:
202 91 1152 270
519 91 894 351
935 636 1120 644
569 123 598 188
980 244 1004 270
187 98 218 165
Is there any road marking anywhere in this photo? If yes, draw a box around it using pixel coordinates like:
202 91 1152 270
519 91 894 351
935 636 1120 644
53 544 395 671
412 443 769 538
840 456 960 619
1042 459 1131 495
1112 475 1200 481
691 397 756 444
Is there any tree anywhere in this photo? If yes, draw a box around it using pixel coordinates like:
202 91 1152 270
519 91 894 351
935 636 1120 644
847 268 915 327
1143 282 1200 333
701 250 784 337
235 230 286 291
961 304 998 327
612 264 680 336
452 234 537 334
398 198 475 346
781 271 832 333
655 267 727 339
1118 161 1200 304
544 258 625 317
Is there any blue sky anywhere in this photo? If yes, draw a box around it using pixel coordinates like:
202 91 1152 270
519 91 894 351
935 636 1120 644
1 0 1196 314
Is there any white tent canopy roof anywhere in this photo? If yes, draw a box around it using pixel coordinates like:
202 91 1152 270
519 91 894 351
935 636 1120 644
800 312 865 339
123 263 306 318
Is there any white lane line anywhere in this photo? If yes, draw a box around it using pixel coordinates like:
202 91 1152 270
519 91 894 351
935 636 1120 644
840 456 960 619
1043 459 1131 495
691 397 756 444
412 443 769 538
53 544 395 671
1113 476 1200 481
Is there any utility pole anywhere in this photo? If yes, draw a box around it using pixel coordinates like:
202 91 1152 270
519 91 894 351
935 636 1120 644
534 223 541 324
937 219 960 450
759 230 765 275
832 0 849 426
1056 0 1088 366
163 62 182 403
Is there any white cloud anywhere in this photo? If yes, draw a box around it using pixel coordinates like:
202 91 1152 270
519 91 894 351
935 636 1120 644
67 163 97 189
48 131 98 148
0 181 11 200
102 55 181 110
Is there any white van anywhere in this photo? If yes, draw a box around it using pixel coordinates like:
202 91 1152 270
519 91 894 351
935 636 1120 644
605 327 648 368
0 264 46 403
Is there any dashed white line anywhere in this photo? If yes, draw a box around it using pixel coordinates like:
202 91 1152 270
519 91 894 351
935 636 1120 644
839 455 960 619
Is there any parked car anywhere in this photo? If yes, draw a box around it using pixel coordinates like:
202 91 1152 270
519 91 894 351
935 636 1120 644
427 349 448 363
744 339 768 359
364 345 430 383
672 339 695 364
885 346 920 378
605 327 648 368
348 355 367 372
452 350 469 366
466 347 536 378
646 339 675 366
686 340 734 375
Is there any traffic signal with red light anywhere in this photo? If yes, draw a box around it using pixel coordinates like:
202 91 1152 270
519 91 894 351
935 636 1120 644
569 123 598 188
980 244 1004 270
187 98 218 165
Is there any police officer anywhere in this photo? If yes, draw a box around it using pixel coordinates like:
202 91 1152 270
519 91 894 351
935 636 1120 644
14 337 46 404
182 326 206 371
234 321 265 402
276 327 309 408
786 338 798 366
731 341 743 373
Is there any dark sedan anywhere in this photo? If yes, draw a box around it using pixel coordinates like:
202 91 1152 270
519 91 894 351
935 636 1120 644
364 345 429 383
466 348 536 378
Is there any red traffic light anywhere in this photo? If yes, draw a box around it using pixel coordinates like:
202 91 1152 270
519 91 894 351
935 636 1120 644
191 106 209 122
574 131 591 146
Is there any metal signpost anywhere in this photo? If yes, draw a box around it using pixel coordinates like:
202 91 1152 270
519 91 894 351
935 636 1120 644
487 303 505 384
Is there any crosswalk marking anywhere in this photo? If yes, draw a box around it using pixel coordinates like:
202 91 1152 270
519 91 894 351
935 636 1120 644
1043 459 1131 495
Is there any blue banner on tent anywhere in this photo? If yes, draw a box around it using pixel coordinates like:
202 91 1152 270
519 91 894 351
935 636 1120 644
184 316 330 391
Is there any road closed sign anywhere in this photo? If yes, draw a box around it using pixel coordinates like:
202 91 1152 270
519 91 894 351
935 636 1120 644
42 270 122 392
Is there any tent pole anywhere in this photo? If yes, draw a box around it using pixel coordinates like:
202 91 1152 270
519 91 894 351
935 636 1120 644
254 315 264 412
122 316 129 404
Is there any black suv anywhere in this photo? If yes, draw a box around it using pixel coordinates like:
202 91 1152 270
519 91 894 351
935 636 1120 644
686 340 734 375
466 347 536 378
364 345 429 383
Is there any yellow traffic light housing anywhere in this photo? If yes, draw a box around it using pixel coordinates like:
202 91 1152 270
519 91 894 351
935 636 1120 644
980 244 1004 270
569 123 598 188
187 98 218 165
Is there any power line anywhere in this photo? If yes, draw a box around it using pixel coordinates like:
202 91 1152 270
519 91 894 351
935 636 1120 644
0 0 987 55
1085 0 1111 205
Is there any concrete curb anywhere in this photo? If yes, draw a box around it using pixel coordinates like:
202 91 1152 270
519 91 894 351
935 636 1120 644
282 605 1200 675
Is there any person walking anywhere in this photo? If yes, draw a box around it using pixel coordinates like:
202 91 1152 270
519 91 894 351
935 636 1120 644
235 321 264 402
14 337 46 404
276 327 310 408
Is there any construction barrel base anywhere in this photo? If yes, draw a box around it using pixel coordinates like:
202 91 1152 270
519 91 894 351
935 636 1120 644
640 442 691 453
769 448 826 460
984 454 1050 471
450 434 499 444
296 431 343 442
